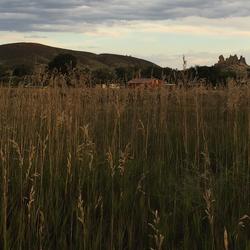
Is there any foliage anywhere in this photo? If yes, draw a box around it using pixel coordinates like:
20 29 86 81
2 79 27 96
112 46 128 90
141 66 165 79
0 86 249 249
187 66 238 86
13 64 32 77
0 65 9 77
114 67 130 83
48 53 77 74
92 68 116 84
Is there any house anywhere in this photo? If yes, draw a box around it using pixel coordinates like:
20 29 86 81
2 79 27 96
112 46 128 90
127 78 165 88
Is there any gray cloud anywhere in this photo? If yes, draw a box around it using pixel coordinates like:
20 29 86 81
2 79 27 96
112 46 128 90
0 0 249 32
24 35 48 38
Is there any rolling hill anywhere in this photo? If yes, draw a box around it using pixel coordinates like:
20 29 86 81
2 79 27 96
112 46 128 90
0 43 249 86
0 42 158 70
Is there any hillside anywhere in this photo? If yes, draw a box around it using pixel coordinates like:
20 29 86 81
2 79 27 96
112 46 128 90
0 42 158 70
1 43 249 86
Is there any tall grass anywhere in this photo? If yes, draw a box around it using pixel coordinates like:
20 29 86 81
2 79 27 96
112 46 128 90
0 84 249 249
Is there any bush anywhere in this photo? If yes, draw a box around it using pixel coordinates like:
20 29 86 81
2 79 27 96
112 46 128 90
0 64 9 77
92 68 116 84
13 64 32 77
48 53 77 74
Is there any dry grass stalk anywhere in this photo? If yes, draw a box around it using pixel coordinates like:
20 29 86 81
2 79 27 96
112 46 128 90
118 143 132 176
107 147 115 177
236 214 250 240
0 85 248 249
224 227 229 250
27 185 35 221
148 210 165 250
203 188 216 249
1 148 8 250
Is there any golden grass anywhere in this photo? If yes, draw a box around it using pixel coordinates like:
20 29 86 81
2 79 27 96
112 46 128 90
0 84 249 249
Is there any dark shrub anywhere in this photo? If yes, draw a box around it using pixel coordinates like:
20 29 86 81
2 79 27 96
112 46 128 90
48 53 77 74
13 64 32 77
92 68 116 84
0 64 9 77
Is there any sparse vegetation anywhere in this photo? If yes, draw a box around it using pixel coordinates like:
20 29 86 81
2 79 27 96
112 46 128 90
0 84 249 249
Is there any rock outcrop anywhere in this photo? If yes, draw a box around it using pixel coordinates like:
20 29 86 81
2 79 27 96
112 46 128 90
216 54 248 66
215 54 250 81
239 56 247 65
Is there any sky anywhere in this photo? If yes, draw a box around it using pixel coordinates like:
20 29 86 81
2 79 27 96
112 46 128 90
1 0 250 68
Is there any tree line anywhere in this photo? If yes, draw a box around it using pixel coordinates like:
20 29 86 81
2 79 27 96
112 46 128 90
1 53 248 87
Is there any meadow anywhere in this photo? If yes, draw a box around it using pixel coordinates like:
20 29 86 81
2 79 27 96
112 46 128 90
0 84 249 250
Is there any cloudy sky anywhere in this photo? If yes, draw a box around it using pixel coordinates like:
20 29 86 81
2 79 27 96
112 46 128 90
1 0 250 68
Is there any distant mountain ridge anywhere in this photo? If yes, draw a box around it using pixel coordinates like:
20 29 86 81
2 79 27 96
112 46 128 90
0 42 158 70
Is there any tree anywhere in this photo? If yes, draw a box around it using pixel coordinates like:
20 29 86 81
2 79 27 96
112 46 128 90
115 67 127 83
48 53 77 74
141 66 163 79
13 64 32 77
0 64 9 77
92 68 116 84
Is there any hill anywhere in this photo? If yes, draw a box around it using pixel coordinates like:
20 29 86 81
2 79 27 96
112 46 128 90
0 43 249 86
0 42 158 70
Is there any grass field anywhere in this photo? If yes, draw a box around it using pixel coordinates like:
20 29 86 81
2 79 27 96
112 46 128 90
0 85 249 249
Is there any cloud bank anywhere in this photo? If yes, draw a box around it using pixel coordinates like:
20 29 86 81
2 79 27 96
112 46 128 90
0 0 250 32
1 0 250 68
